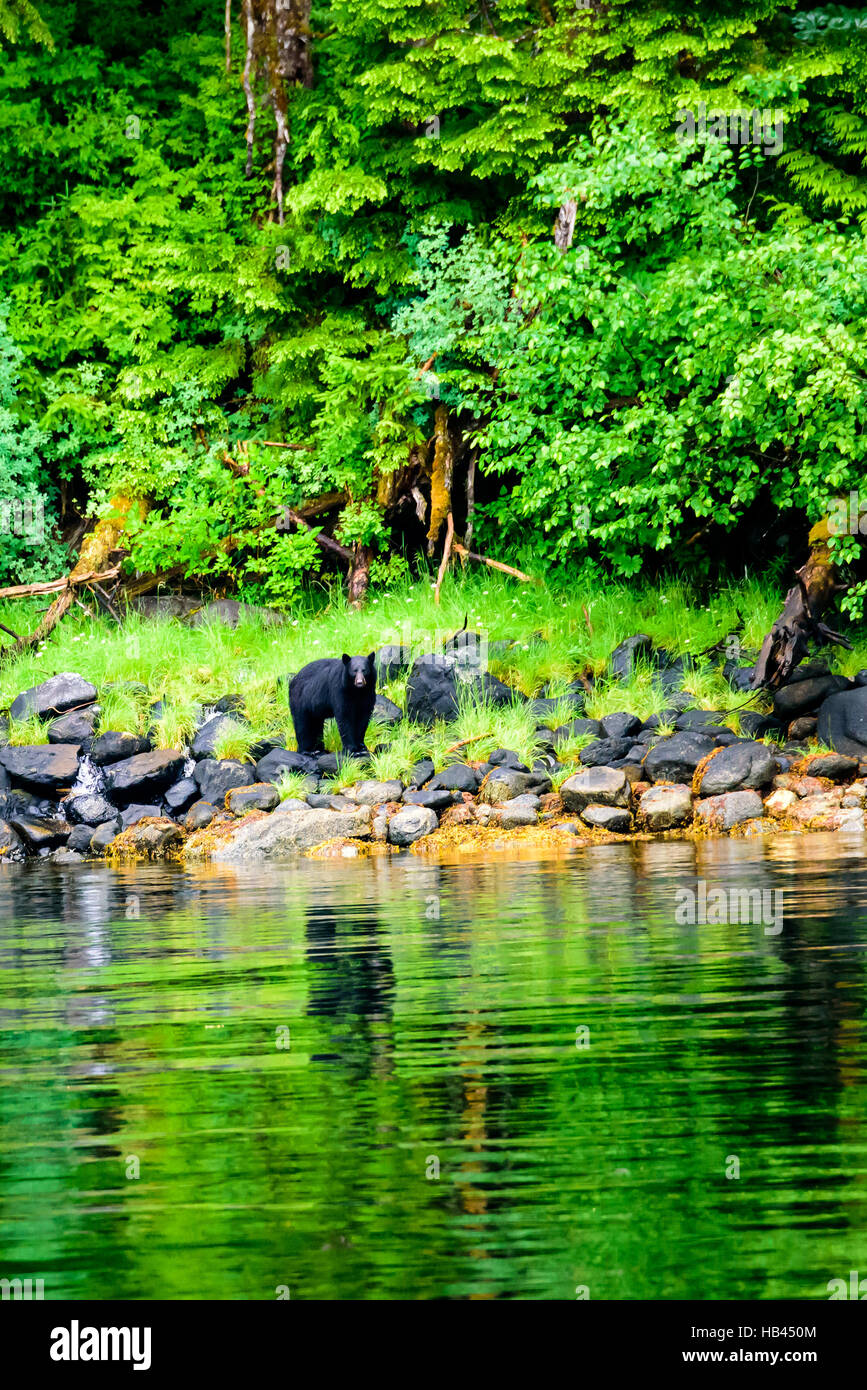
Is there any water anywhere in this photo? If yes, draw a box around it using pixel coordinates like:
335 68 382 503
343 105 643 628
1 832 866 1301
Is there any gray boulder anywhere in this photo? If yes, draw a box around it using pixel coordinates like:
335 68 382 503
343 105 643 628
106 749 186 804
643 732 714 784
0 745 80 792
213 804 372 859
560 767 630 811
695 790 764 830
697 741 776 795
10 672 97 721
637 784 693 830
387 805 438 846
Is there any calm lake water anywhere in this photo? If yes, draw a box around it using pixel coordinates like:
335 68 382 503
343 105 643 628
1 832 866 1301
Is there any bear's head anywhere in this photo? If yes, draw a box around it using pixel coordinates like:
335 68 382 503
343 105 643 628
342 652 376 690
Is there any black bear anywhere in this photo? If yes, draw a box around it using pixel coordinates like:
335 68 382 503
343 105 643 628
289 652 376 756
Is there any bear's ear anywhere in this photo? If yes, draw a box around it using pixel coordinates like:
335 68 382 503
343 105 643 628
341 653 351 665
367 651 375 666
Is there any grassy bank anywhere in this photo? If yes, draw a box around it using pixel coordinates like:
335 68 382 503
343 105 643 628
2 571 865 782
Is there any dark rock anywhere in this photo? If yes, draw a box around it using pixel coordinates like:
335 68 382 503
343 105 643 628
479 672 520 705
774 674 850 721
609 634 653 680
786 660 830 683
489 749 530 771
375 645 409 682
428 763 480 793
105 749 186 804
697 741 776 795
164 778 199 814
65 793 117 826
578 738 632 767
739 711 782 740
47 708 96 745
406 655 459 725
10 672 97 721
0 745 80 793
561 767 630 811
788 716 817 741
226 783 280 815
675 709 728 731
89 731 152 765
0 819 27 862
67 823 97 853
854 670 867 688
129 594 200 621
191 713 248 759
713 731 741 747
656 655 697 695
817 686 867 757
529 694 583 722
641 710 680 731
568 717 602 739
804 753 859 782
213 693 245 714
600 711 642 741
316 753 340 775
723 661 757 692
185 801 217 831
643 732 715 784
580 804 631 833
120 804 164 830
373 693 403 726
187 598 284 628
8 816 71 851
193 759 252 805
407 758 435 788
256 748 319 782
402 787 453 811
88 820 122 855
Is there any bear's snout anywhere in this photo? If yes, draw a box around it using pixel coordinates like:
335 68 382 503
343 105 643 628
353 672 367 688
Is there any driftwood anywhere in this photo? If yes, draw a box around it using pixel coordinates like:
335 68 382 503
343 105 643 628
752 519 851 690
433 512 455 605
0 496 144 665
452 541 537 584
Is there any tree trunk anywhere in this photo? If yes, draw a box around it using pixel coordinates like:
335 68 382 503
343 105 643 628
752 519 851 690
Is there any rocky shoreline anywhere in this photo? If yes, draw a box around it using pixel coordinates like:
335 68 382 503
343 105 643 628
3 633 867 866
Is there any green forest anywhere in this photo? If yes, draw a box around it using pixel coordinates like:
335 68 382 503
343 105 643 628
2 0 867 620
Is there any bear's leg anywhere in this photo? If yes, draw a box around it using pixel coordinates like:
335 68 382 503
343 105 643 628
335 710 367 756
293 709 326 754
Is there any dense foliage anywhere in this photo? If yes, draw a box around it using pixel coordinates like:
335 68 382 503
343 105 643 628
2 1 867 604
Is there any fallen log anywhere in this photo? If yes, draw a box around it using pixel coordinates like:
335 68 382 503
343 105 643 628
0 496 145 665
751 518 851 690
451 541 538 584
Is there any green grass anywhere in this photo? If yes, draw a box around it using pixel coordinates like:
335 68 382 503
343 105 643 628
324 757 367 793
212 719 259 763
151 699 200 752
6 713 50 745
274 771 316 801
0 572 860 766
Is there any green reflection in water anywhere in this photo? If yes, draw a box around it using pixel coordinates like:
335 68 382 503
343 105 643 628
1 832 866 1300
